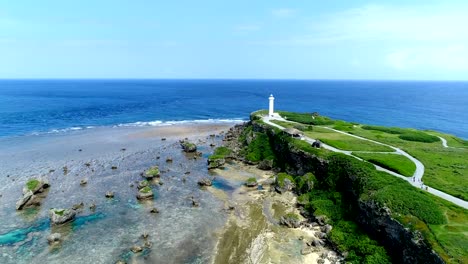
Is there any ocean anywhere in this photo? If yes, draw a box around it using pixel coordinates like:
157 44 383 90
0 79 467 139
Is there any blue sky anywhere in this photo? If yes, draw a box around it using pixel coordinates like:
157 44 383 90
1 0 468 80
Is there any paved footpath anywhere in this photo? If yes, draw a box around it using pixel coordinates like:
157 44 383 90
262 116 468 209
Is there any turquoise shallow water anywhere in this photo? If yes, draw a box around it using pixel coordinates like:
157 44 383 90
0 80 467 138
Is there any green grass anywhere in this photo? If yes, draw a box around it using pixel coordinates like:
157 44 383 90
283 213 300 220
209 146 232 160
332 124 468 201
246 177 257 184
145 166 160 177
362 125 440 143
26 179 40 191
140 186 152 193
353 152 416 177
53 209 65 216
245 118 468 262
303 127 393 152
276 173 295 188
278 111 335 125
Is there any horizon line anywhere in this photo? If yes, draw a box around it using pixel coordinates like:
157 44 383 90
1 78 468 82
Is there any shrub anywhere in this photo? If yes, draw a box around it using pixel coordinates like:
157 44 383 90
361 125 405 134
398 132 440 143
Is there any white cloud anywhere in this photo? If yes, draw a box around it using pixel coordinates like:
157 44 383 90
386 45 468 71
271 8 296 18
313 4 468 43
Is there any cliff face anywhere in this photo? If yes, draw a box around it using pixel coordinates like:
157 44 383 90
251 121 444 264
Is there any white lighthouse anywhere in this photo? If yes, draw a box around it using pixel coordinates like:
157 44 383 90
268 94 275 117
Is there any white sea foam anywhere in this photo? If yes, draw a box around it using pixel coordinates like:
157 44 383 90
115 118 246 127
27 118 245 137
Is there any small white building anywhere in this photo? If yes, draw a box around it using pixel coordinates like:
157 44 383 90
268 94 275 117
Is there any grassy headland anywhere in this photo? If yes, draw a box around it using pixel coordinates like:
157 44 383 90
245 110 468 263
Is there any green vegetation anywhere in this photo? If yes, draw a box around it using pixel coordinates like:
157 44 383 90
283 212 300 220
333 124 467 200
208 146 232 160
140 186 152 193
303 126 393 152
239 126 275 163
246 177 257 185
145 166 160 177
276 173 295 188
53 209 65 216
398 132 440 143
353 152 416 177
26 179 40 191
243 117 468 263
278 111 335 125
362 125 440 143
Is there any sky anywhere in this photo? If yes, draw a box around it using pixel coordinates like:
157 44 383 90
1 0 468 80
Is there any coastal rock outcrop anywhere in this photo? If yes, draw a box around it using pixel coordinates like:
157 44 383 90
197 178 212 187
180 140 197 153
47 233 62 244
49 208 76 225
136 186 154 200
207 157 225 170
16 178 50 210
279 213 302 228
144 166 160 179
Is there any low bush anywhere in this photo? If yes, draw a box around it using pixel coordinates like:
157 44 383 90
398 132 440 143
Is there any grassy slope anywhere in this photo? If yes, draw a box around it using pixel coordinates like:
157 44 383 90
338 126 468 201
353 152 416 177
254 111 468 263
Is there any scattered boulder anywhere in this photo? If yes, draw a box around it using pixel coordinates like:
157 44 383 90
150 207 159 214
142 232 149 239
72 202 84 211
279 213 301 228
16 179 50 210
321 224 333 234
257 159 273 170
89 203 96 211
144 166 160 179
166 157 173 163
161 138 166 141
22 178 49 195
137 187 154 200
180 140 197 153
49 208 76 225
245 177 258 187
275 173 295 193
111 166 118 170
312 140 322 148
197 178 212 187
80 179 87 186
47 233 62 244
312 239 325 247
105 191 115 198
137 180 149 189
207 157 225 170
315 215 329 226
131 245 143 253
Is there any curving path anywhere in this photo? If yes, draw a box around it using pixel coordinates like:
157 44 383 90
262 115 468 209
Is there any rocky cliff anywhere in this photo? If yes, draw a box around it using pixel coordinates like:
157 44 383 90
250 121 444 264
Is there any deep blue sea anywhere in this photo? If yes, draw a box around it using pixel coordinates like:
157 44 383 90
0 80 467 139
